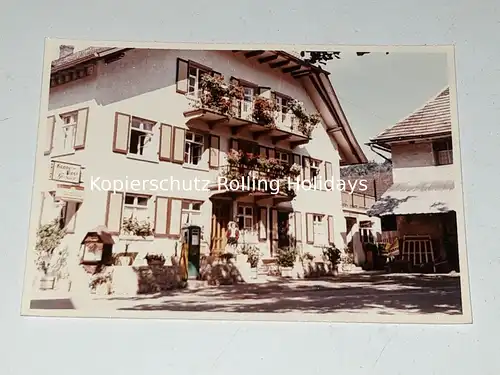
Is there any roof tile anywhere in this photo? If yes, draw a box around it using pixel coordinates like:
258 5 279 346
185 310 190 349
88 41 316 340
371 87 451 143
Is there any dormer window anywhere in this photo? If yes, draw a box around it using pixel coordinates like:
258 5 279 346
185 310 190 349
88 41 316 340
432 138 453 165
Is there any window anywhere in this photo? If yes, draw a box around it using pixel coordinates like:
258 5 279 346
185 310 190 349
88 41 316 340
433 138 453 166
184 131 205 166
237 205 253 231
129 117 156 159
313 214 327 245
275 95 290 126
181 201 202 225
310 159 320 184
276 151 290 165
59 112 77 153
188 65 210 98
241 86 255 117
123 194 150 221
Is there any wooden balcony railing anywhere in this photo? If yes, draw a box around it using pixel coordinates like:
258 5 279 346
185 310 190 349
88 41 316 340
341 191 376 210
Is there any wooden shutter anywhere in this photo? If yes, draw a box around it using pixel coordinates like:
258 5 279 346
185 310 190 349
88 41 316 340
327 215 334 244
230 77 240 117
158 124 173 162
44 116 55 155
172 127 186 164
105 191 124 234
258 87 271 99
259 146 268 158
209 135 220 168
64 202 78 233
325 161 333 189
294 211 303 243
230 138 239 152
38 192 46 227
306 213 314 244
302 156 311 181
176 58 189 94
268 148 276 159
167 198 183 236
288 212 295 238
74 108 89 150
113 113 130 154
259 207 268 240
154 196 169 237
318 161 326 190
271 209 278 240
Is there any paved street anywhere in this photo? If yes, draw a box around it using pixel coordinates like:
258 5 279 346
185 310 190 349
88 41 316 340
29 272 462 318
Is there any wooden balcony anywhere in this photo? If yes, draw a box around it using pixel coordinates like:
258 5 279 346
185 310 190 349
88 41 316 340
183 96 310 149
341 191 376 210
207 163 298 204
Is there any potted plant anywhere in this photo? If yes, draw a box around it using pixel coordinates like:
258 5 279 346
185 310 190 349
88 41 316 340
122 217 153 238
35 219 66 290
240 244 261 268
276 246 298 277
322 245 342 275
252 97 276 126
288 99 321 137
145 253 166 266
89 269 113 295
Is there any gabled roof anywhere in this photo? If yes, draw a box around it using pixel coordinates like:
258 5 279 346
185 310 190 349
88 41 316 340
368 87 451 150
366 180 456 216
50 47 367 164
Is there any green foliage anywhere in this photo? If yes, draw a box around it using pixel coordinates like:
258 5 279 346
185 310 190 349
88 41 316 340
276 246 298 268
340 160 392 178
322 245 342 265
122 216 153 237
35 219 66 274
240 244 262 268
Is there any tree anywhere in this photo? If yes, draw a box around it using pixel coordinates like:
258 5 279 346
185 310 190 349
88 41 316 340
340 160 392 178
300 51 389 66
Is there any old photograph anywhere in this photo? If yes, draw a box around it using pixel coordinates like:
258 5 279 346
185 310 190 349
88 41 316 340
21 41 470 323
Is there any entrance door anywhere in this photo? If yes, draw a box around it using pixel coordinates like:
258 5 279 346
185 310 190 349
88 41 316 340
210 200 232 255
277 211 290 248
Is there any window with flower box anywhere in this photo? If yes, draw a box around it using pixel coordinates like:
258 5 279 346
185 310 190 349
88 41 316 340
123 194 150 221
187 64 210 98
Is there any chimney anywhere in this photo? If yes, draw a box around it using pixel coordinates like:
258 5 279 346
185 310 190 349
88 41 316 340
59 45 74 58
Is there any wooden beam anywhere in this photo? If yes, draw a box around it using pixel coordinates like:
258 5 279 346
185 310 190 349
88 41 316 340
282 65 301 73
290 139 310 148
252 129 274 140
292 70 311 78
327 127 343 134
271 134 292 144
270 60 290 68
258 55 278 63
244 50 265 58
230 124 248 135
207 118 228 130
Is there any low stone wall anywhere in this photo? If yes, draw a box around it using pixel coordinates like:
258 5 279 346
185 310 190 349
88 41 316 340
199 256 245 285
86 264 185 296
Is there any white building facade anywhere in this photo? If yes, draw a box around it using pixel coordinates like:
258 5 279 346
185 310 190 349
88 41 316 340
35 47 367 268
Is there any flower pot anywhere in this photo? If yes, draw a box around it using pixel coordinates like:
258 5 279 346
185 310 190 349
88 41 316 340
96 282 110 295
280 266 293 278
147 260 165 267
118 256 131 266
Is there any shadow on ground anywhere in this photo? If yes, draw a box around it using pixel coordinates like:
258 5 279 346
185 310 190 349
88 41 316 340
111 273 462 315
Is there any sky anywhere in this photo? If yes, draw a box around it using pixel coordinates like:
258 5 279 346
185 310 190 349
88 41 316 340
48 44 449 162
325 51 449 161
